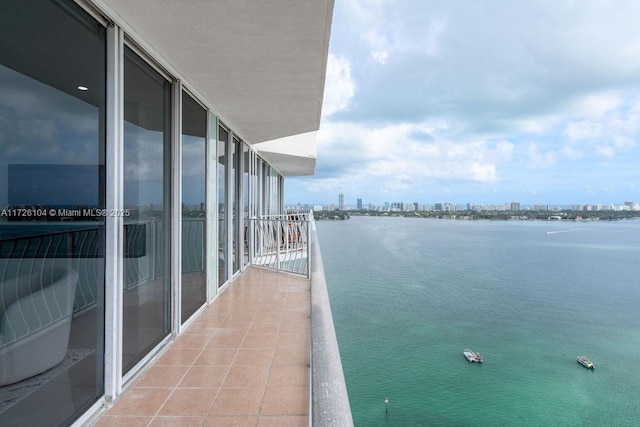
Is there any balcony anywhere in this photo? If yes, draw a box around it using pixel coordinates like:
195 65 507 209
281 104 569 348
89 213 352 426
94 266 310 426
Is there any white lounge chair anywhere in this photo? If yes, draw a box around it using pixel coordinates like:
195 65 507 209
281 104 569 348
0 268 78 386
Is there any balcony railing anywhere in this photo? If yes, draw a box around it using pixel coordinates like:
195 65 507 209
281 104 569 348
308 217 354 426
247 210 354 424
247 211 312 277
0 226 103 317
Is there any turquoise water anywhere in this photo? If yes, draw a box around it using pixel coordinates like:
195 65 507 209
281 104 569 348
316 217 640 426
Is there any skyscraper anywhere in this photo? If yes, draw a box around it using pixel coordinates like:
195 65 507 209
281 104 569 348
357 198 363 210
339 193 344 210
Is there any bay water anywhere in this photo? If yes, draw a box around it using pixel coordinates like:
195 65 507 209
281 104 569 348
316 216 640 426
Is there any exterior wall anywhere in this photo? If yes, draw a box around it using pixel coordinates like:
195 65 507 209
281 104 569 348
0 1 289 425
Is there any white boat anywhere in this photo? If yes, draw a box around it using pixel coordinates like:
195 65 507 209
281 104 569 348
577 356 594 369
463 349 483 363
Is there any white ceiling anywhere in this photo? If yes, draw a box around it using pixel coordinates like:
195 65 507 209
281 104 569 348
99 0 334 152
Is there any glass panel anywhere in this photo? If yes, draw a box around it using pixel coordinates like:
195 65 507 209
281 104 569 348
217 127 228 286
122 46 171 374
268 166 279 215
181 92 206 323
0 0 105 424
259 160 266 217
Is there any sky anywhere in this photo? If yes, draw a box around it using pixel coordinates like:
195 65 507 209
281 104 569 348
286 0 640 207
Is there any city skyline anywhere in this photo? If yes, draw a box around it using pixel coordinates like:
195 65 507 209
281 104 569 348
288 196 640 212
285 1 640 206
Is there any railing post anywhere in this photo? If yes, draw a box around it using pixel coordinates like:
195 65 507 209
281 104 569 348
276 218 281 272
248 218 254 266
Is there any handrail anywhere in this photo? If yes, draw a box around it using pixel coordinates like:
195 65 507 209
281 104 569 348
309 218 353 426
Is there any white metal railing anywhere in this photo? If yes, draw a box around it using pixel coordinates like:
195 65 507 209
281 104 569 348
247 211 312 276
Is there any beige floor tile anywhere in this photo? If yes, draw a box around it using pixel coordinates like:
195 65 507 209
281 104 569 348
134 366 189 388
194 348 238 366
216 325 251 338
149 416 206 426
158 388 218 416
155 347 202 366
108 387 172 416
272 347 309 366
209 387 265 416
223 365 270 388
241 333 278 349
261 386 308 416
233 348 274 366
207 334 246 349
203 415 258 426
276 334 309 350
254 311 284 322
172 333 214 348
267 365 309 388
280 320 309 335
248 321 281 335
179 366 229 388
225 310 257 323
93 415 153 427
257 415 307 427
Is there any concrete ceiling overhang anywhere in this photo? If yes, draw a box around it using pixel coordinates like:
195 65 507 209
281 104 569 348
98 0 333 174
254 131 317 177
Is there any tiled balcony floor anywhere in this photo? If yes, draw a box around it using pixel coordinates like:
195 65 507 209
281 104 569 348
93 267 310 427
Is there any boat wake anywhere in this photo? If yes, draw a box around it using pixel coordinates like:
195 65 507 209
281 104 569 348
545 228 584 235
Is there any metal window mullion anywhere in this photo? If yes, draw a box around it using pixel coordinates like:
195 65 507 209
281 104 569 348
206 113 217 301
225 131 234 282
238 142 244 271
104 23 124 399
248 151 256 264
171 81 182 334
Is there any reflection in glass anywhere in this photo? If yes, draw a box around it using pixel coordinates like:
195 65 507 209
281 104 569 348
181 92 206 323
0 0 105 424
231 138 240 273
122 47 171 374
218 127 228 286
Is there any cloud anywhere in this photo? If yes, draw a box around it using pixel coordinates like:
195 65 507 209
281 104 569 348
527 143 557 169
299 1 640 204
322 55 355 117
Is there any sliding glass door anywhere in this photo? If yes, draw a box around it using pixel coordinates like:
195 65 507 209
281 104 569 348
122 46 171 374
217 126 229 286
181 92 207 322
0 0 106 424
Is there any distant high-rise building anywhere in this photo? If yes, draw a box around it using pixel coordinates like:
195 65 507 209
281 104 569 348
357 198 363 210
510 202 521 211
434 203 443 211
338 193 344 210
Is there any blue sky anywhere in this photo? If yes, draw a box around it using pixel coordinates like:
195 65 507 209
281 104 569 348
286 0 640 207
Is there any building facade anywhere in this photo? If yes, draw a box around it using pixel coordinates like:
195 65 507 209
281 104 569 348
0 0 333 425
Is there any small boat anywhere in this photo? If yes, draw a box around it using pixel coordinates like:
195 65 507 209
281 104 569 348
463 349 483 363
577 356 594 369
